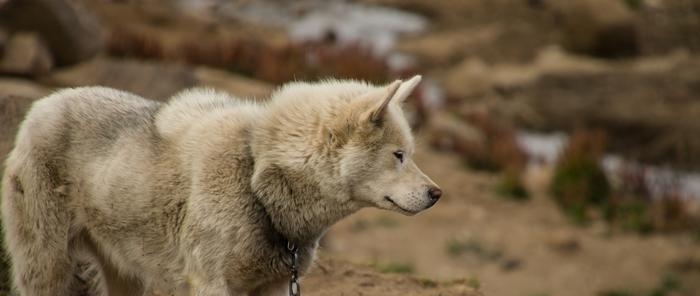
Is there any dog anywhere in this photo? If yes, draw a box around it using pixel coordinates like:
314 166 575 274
1 75 441 295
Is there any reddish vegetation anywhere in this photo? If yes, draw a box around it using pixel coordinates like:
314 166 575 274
429 109 526 174
649 195 696 231
549 129 699 232
611 163 698 233
107 27 390 84
462 111 526 173
561 130 607 165
108 28 164 60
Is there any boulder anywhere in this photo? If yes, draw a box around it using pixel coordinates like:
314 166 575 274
0 32 53 76
395 26 502 67
549 0 639 58
516 57 700 169
0 79 50 166
0 27 7 53
0 78 50 99
441 46 610 99
46 57 198 101
0 0 104 66
195 67 273 100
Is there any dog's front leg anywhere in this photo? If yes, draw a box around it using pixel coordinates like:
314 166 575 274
187 275 232 296
184 256 232 296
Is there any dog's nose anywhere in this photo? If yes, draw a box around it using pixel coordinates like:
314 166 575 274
428 186 442 203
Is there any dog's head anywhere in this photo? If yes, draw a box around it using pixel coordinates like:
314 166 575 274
331 75 442 215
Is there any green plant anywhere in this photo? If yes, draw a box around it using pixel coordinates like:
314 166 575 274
551 130 610 224
417 278 438 288
466 277 481 289
373 261 414 274
495 170 529 200
567 204 590 226
447 238 480 257
648 273 681 296
446 238 502 260
622 0 643 10
598 272 682 296
613 200 653 234
599 291 634 296
375 215 399 228
551 157 610 207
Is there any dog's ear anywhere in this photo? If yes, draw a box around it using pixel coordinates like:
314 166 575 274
392 75 422 104
367 80 402 123
364 75 422 124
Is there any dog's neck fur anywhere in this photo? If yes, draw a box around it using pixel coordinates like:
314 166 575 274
249 90 364 245
250 163 359 244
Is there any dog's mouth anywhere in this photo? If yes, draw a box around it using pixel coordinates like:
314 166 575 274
383 196 419 215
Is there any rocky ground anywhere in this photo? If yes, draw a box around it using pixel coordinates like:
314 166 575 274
1 0 700 295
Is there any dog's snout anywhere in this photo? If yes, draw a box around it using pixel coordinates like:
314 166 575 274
428 186 442 203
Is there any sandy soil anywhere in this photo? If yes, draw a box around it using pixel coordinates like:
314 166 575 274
321 135 700 296
304 257 481 296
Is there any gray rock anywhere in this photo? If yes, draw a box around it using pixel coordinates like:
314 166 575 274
0 0 104 66
550 0 639 58
46 57 198 101
0 78 50 165
0 27 8 53
0 78 50 99
195 67 272 100
0 32 53 76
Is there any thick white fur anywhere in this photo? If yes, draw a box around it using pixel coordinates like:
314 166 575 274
1 76 439 296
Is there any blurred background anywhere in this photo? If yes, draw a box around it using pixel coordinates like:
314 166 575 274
1 0 700 295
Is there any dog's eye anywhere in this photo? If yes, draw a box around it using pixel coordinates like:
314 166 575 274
393 150 404 163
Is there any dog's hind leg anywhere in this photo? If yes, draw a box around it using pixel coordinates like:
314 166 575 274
1 160 78 296
76 231 144 296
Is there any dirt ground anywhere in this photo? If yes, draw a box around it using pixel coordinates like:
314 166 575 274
2 1 700 295
304 257 481 296
320 135 700 296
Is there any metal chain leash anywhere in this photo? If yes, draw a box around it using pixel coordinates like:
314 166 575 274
286 241 301 296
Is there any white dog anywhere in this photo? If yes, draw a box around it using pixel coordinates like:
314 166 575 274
1 75 441 295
